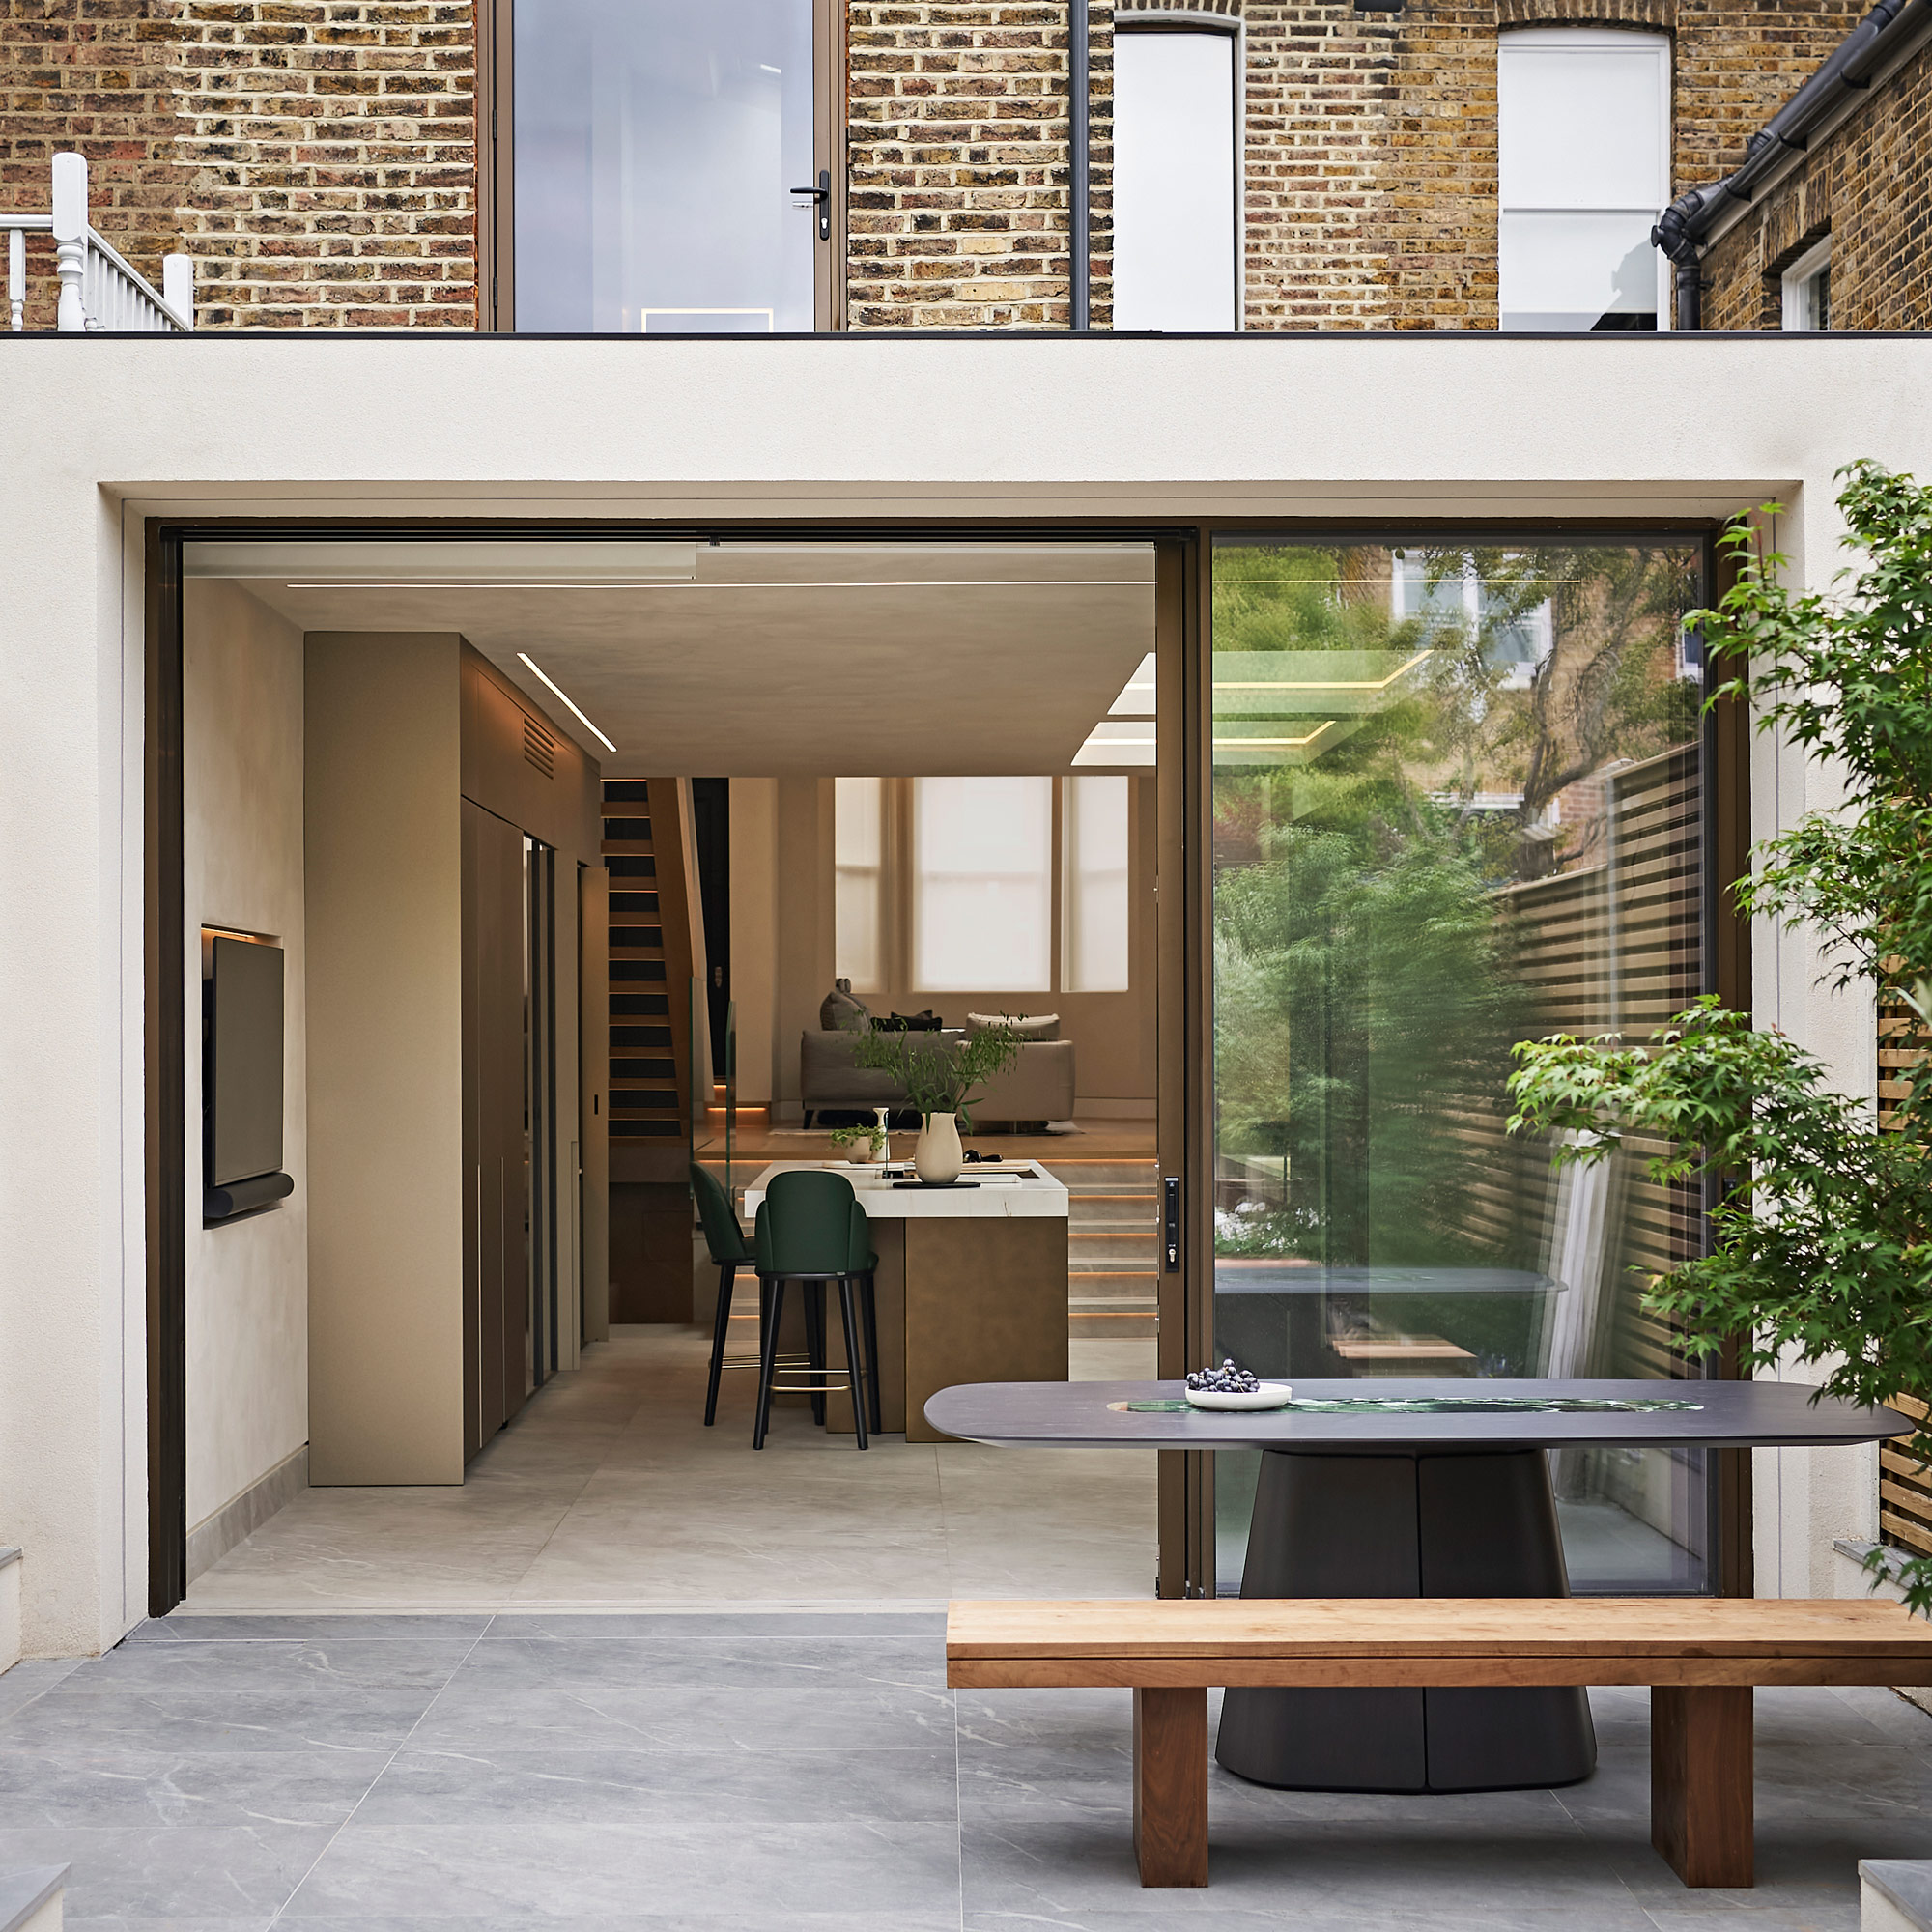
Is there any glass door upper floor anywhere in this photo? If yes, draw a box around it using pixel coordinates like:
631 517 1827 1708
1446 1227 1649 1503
497 0 837 332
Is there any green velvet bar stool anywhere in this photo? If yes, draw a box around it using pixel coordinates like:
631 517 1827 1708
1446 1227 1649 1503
848 1197 883 1437
753 1169 877 1451
692 1162 756 1427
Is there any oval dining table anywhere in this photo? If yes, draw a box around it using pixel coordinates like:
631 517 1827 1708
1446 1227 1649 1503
923 1377 1912 1795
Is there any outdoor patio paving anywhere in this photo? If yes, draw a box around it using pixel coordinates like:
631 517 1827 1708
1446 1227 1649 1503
2 1608 1930 1930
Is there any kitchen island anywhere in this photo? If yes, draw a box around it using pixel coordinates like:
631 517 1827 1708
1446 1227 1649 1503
741 1159 1070 1442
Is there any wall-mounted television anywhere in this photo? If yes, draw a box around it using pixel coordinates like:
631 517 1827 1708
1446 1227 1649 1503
203 932 295 1223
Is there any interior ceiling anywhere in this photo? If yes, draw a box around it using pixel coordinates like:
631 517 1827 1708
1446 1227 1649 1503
197 541 1156 776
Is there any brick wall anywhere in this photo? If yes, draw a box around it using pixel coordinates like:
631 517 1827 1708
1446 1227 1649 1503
846 0 1114 329
1701 28 1932 332
0 0 181 328
172 0 476 328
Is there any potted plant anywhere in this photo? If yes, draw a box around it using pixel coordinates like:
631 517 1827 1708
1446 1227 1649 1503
851 1021 1026 1181
826 1122 885 1164
1508 462 1932 1613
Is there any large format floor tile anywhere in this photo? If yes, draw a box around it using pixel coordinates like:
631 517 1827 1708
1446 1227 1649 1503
6 1615 1931 1928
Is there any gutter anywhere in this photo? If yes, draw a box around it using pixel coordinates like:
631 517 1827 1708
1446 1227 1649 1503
1651 0 1925 327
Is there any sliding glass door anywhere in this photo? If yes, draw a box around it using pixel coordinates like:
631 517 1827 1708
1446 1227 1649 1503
1206 535 1718 1594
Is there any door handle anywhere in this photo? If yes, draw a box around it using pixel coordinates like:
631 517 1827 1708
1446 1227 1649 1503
790 168 832 241
1163 1176 1180 1272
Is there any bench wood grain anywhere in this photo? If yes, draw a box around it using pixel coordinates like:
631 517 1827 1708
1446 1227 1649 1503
947 1597 1932 1890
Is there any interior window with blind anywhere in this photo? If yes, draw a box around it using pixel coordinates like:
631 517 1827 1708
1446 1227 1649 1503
1208 538 1711 1595
1498 29 1670 331
834 777 885 993
1065 775 1131 992
1112 27 1239 331
912 777 1053 993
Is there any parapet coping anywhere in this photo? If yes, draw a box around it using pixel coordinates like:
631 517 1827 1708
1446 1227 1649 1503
0 1548 17 1572
0 1866 66 1932
1863 1860 1932 1931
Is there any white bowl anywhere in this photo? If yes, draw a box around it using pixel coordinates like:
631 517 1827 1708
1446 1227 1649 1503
1185 1382 1293 1411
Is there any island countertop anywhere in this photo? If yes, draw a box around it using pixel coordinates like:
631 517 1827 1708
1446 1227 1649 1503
739 1158 1069 1220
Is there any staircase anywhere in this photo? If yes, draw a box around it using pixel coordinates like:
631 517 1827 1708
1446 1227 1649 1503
601 779 687 1145
1052 1157 1160 1339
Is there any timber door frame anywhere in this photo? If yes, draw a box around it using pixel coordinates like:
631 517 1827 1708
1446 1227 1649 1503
476 0 848 334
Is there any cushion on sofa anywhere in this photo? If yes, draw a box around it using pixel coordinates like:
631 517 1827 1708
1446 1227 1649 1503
873 1010 945 1032
966 1011 1060 1041
820 983 871 1032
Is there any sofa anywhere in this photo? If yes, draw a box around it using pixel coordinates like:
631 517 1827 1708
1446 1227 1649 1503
799 1029 1076 1130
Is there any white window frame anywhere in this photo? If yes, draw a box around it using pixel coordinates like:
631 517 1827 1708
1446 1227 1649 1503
1497 26 1673 333
1111 14 1244 333
1781 235 1833 331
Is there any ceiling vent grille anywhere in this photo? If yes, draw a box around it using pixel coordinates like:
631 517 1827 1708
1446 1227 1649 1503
523 714 556 779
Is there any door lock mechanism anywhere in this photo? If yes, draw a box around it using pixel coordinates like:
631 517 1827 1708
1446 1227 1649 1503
790 168 833 242
1163 1176 1180 1272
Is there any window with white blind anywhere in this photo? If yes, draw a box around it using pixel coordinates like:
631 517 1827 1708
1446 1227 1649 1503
834 776 884 993
1112 27 1239 332
1065 775 1131 992
913 777 1054 993
1498 29 1670 332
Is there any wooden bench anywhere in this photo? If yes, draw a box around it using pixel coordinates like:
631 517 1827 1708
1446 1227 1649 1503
947 1596 1932 1889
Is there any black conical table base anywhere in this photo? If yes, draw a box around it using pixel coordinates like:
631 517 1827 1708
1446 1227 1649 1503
1214 1447 1597 1793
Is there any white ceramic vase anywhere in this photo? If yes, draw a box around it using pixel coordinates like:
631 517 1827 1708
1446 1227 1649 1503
915 1111 963 1184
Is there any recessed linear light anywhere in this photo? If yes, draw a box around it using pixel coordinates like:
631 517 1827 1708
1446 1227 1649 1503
283 582 675 591
518 653 617 755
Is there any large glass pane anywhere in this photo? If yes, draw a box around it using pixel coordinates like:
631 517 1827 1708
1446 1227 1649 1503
913 776 1052 992
1209 540 1711 1595
514 0 815 333
1113 31 1237 332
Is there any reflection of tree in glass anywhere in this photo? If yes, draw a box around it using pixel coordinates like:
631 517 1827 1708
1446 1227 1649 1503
1210 542 1701 1290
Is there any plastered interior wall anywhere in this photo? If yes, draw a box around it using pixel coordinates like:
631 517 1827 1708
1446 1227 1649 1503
304 631 466 1486
181 579 310 1536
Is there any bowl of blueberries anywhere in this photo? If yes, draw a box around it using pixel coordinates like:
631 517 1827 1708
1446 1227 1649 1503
1183 1360 1293 1411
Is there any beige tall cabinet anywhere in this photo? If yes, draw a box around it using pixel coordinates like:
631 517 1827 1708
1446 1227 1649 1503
306 634 603 1484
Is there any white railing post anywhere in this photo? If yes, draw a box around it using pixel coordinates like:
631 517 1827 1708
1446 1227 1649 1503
50 153 89 333
7 228 22 332
161 252 194 330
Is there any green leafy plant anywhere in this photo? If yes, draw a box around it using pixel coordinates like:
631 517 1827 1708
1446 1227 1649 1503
851 1022 1025 1132
826 1122 883 1158
1508 461 1932 1613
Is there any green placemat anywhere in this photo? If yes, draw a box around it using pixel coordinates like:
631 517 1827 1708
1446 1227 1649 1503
1113 1394 1703 1416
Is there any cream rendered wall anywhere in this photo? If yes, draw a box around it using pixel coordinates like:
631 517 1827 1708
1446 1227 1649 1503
182 580 309 1540
304 633 466 1487
728 779 780 1107
5 333 1932 1648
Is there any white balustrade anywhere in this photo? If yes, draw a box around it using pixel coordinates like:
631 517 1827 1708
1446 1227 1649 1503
4 153 192 333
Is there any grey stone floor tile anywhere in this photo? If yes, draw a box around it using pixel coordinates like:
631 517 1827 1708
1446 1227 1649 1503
963 1911 1658 1932
126 1615 492 1643
408 1681 957 1753
0 1747 387 1827
450 1633 944 1690
64 1638 475 1693
66 1918 277 1932
0 1658 84 1720
0 1824 333 1920
481 1609 946 1640
278 1818 964 1919
0 1685 438 1754
365 1741 962 1825
1639 1912 1859 1932
288 1916 961 1931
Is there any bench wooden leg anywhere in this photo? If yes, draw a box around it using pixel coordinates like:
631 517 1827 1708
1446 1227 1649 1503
1133 1686 1208 1888
1651 1685 1752 1888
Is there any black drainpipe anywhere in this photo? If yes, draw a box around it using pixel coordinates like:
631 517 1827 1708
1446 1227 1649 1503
1071 0 1091 329
1652 0 1920 327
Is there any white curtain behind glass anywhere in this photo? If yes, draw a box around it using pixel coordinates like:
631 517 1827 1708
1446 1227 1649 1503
514 0 815 332
1113 31 1237 331
1498 31 1668 332
834 776 884 993
913 777 1052 992
1065 775 1130 992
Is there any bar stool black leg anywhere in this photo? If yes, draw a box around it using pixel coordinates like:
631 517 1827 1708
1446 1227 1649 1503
753 1277 784 1450
703 1259 737 1427
837 1281 869 1452
804 1284 827 1427
860 1272 882 1435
